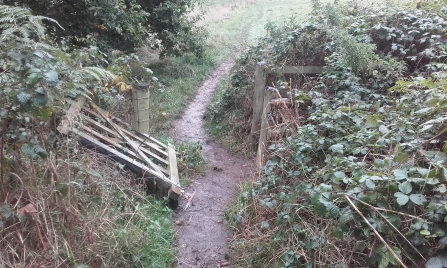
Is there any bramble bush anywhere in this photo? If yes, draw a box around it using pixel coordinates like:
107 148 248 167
220 1 447 267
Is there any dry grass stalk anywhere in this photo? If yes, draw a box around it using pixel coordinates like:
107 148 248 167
345 194 407 268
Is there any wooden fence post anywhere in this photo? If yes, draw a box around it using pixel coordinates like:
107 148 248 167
250 63 267 151
132 82 150 134
256 88 276 169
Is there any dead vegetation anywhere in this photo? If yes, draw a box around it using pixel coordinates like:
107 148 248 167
0 138 175 267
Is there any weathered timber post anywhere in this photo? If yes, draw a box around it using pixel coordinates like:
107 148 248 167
250 63 268 151
132 82 150 134
256 87 277 169
250 65 324 168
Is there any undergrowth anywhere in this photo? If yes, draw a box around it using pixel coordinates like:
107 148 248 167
221 0 447 267
0 5 179 267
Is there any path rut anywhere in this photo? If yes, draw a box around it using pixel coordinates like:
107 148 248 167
170 61 254 268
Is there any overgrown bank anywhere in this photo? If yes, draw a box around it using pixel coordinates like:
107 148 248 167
210 0 447 267
0 1 212 265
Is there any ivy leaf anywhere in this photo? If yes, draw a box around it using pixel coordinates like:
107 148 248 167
398 181 412 194
329 144 344 153
409 194 427 205
394 192 409 206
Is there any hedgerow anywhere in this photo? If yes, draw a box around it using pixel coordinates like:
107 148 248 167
219 0 447 267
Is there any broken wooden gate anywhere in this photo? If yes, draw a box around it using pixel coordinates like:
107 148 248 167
250 63 324 169
57 97 181 203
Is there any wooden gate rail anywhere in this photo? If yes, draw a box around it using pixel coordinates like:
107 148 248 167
58 97 181 202
250 63 324 169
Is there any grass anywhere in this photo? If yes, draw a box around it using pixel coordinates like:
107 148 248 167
0 145 176 268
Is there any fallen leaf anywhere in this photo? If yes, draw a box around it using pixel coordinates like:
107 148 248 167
17 203 37 216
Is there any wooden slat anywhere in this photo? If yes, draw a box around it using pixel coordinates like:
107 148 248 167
167 144 181 199
71 127 180 188
83 118 169 165
81 125 169 173
58 97 86 134
110 116 168 150
268 65 324 74
119 127 168 157
94 106 169 181
85 107 168 155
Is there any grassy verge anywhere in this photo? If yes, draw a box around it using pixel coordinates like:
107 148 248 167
0 143 176 267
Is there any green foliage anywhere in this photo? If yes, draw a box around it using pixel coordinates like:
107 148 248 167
0 6 175 267
2 0 208 57
223 1 447 267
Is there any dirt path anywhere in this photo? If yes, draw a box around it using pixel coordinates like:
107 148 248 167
170 61 254 267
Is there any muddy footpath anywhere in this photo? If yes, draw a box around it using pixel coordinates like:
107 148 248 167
170 61 254 267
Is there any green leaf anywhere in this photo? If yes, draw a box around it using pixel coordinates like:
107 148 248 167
75 264 90 268
265 201 275 208
332 228 343 239
55 182 69 197
409 194 427 205
393 152 407 163
328 205 339 218
378 252 389 268
44 70 59 87
398 181 412 194
426 178 440 185
388 247 402 266
329 144 343 153
261 221 270 229
426 257 442 268
17 92 31 104
0 209 12 219
365 179 375 189
314 201 326 215
311 192 321 204
393 169 408 180
385 214 402 229
420 230 431 236
379 125 390 134
334 171 346 179
394 192 409 206
339 212 353 224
